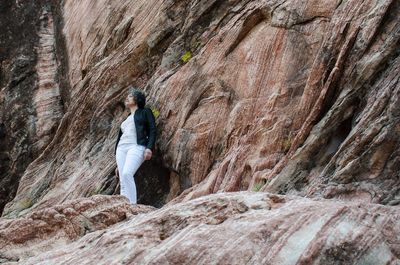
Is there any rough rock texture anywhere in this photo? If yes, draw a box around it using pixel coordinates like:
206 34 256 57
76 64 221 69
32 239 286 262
2 0 399 218
163 0 400 206
5 192 400 264
0 195 155 263
33 9 64 153
0 0 69 215
0 0 399 263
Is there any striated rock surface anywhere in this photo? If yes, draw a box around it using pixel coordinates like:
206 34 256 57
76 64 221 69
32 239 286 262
0 1 69 215
2 0 399 218
162 0 400 205
33 8 64 154
0 0 399 263
4 192 400 264
0 195 155 263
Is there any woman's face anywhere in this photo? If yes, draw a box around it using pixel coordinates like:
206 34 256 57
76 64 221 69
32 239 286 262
124 94 136 108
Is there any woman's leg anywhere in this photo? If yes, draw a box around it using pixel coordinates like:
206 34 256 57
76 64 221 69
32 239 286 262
120 145 145 204
116 144 128 198
116 145 128 179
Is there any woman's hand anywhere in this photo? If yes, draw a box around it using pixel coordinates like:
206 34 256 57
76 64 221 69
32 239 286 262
144 148 152 160
115 168 119 178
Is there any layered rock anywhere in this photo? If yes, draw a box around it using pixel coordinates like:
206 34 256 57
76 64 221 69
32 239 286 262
3 0 399 218
0 195 155 263
0 2 398 265
163 0 400 205
32 8 64 154
0 1 69 215
5 192 400 264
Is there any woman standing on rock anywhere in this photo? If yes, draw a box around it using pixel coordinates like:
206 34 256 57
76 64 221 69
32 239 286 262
114 87 156 204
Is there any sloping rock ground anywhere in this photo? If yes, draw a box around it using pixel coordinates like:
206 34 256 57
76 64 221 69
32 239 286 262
1 192 399 264
0 195 155 263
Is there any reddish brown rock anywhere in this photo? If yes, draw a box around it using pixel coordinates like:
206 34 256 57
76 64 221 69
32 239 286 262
0 195 155 262
33 9 64 154
2 0 398 218
6 192 400 264
0 1 70 215
162 0 400 205
0 0 399 262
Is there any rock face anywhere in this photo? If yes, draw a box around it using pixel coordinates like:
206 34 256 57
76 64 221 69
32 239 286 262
2 0 399 218
0 0 399 263
2 192 399 264
33 8 64 153
0 0 69 215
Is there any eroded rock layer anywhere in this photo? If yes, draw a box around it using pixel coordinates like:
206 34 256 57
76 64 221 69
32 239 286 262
0 1 69 215
0 0 399 263
4 192 400 264
2 0 399 219
0 195 155 263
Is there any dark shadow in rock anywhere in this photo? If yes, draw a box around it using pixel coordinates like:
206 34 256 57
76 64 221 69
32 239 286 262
135 154 171 208
98 149 170 209
316 113 353 166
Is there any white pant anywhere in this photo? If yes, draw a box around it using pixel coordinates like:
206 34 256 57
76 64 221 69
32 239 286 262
116 143 146 204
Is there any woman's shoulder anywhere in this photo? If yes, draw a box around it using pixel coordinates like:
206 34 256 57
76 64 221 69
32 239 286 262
135 107 150 119
143 106 159 119
140 107 152 114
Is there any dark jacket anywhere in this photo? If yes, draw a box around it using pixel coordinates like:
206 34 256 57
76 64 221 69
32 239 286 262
114 107 156 155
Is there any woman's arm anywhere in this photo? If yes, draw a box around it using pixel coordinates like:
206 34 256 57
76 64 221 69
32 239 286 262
115 128 123 156
145 107 156 151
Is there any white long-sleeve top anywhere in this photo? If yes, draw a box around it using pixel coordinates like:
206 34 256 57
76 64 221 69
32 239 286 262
118 114 138 146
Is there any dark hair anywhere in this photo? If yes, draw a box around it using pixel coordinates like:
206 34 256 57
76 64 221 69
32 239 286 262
128 86 146 109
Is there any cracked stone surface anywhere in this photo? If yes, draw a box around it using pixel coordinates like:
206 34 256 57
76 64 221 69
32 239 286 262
3 192 399 264
0 195 155 263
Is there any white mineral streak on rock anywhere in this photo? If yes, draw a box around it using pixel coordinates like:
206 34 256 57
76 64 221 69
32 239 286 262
33 9 63 154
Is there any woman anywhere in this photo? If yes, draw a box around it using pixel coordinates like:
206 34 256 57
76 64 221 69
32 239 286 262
114 87 156 204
